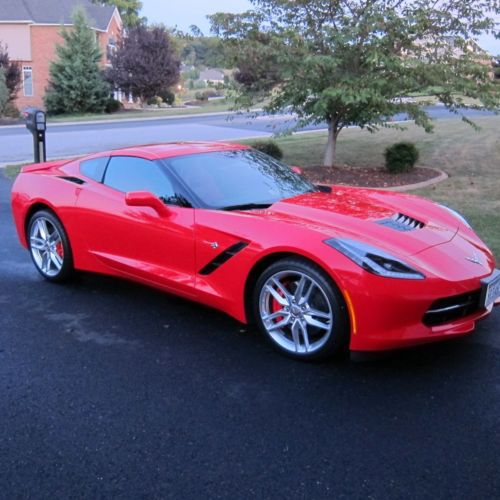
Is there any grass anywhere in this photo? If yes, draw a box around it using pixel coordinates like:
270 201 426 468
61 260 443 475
47 99 236 123
3 164 27 179
3 116 499 257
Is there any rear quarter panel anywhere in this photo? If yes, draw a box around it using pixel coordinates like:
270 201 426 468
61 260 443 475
11 170 87 268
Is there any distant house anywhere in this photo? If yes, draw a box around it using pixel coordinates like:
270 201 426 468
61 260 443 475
199 69 225 85
0 0 122 110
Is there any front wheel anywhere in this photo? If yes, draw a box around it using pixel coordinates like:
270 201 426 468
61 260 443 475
27 210 74 282
253 258 349 360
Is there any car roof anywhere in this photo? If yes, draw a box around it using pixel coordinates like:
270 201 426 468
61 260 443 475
95 142 250 161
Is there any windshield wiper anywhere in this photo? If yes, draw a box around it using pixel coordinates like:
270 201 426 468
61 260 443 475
221 203 273 211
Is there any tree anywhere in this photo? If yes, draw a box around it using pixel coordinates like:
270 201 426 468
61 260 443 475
177 36 228 68
0 44 21 102
91 0 144 28
107 24 180 104
45 8 110 114
0 69 9 116
211 0 500 167
494 57 500 82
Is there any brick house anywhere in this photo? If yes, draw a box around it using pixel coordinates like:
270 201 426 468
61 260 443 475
0 0 122 110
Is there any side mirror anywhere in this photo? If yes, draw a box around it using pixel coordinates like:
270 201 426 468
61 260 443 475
290 166 303 175
125 191 171 217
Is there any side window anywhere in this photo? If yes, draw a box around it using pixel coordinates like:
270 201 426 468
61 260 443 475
80 157 109 182
103 156 176 200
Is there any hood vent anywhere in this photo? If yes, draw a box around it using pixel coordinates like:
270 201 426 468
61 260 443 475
377 213 425 232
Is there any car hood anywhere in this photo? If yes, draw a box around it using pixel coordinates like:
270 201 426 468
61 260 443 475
248 187 459 257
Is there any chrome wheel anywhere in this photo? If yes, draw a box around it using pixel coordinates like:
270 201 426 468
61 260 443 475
29 216 64 278
259 270 334 355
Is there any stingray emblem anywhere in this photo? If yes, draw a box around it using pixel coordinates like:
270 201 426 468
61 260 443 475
465 252 482 265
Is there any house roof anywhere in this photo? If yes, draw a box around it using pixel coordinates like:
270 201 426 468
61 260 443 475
0 0 117 31
199 69 225 81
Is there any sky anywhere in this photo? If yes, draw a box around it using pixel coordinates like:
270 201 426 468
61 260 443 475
140 0 499 55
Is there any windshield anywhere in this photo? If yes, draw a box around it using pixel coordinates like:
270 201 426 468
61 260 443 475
163 149 316 209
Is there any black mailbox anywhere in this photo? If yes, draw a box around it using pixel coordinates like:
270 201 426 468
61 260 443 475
24 108 47 163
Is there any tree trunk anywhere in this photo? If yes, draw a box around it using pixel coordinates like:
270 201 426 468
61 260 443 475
323 120 338 167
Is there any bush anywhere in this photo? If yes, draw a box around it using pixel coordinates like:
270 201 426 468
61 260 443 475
158 89 175 105
105 97 123 114
250 140 284 160
195 89 220 101
384 142 419 173
194 80 207 89
2 101 20 118
146 96 163 106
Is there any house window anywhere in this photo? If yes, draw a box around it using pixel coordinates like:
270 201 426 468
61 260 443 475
23 66 33 96
107 36 117 60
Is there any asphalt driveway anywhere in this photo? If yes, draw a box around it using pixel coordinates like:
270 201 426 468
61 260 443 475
0 173 498 499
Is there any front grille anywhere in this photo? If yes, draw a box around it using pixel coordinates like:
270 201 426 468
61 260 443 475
377 213 425 232
423 290 482 327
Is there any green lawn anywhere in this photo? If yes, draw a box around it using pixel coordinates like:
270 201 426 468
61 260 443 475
3 115 499 258
47 99 236 123
3 164 27 179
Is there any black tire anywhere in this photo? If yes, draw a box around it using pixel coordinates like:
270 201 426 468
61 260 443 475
27 210 74 282
253 257 349 361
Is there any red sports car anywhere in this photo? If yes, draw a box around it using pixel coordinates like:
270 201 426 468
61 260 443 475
11 142 500 359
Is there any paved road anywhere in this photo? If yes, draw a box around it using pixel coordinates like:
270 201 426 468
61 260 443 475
1 174 499 498
0 106 496 164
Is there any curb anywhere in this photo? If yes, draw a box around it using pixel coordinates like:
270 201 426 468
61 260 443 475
381 167 448 192
326 167 449 192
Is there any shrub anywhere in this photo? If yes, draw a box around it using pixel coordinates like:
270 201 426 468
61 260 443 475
158 89 175 105
250 140 284 160
195 89 220 101
194 91 205 101
3 101 20 118
384 142 419 173
194 80 207 89
146 95 162 106
105 97 123 114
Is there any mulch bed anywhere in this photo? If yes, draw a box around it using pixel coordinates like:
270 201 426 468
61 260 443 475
302 165 442 188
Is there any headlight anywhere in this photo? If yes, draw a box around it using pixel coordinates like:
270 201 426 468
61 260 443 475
438 204 471 228
325 238 425 280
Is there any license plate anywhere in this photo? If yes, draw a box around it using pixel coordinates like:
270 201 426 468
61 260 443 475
481 270 500 309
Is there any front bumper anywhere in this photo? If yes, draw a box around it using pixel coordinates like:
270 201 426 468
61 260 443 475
343 241 498 352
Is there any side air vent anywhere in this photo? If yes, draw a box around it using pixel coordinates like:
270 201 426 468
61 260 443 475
377 213 425 232
199 241 249 275
58 176 86 185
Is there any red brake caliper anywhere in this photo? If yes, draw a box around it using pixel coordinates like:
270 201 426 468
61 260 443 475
271 282 288 323
55 242 64 258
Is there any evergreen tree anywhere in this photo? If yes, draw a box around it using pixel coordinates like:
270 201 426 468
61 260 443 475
45 8 110 115
0 69 9 116
0 44 22 102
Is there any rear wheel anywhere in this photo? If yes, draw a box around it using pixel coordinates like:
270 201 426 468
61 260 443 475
253 258 349 360
27 210 74 282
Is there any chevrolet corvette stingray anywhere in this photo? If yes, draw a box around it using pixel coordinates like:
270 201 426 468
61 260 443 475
11 142 500 359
